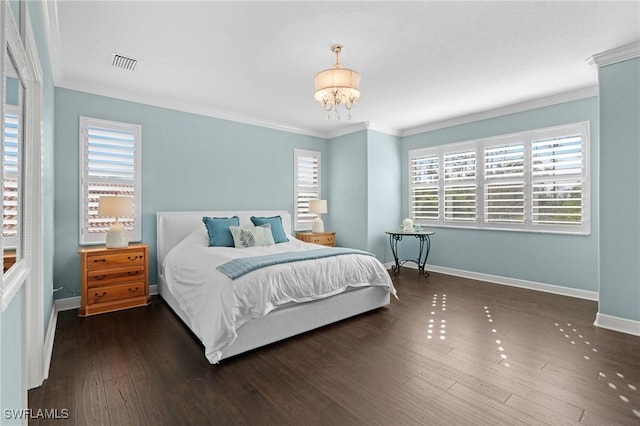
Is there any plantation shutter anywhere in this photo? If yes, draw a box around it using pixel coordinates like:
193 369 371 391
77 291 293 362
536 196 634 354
444 149 476 222
484 142 525 224
410 153 440 221
3 107 20 244
294 149 321 231
80 117 141 245
531 133 584 226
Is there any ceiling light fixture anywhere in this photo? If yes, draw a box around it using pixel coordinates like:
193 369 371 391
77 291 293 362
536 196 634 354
314 44 361 120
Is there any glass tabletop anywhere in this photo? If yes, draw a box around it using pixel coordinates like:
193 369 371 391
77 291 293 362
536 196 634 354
385 229 435 236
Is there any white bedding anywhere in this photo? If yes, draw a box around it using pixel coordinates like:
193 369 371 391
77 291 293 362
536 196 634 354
163 228 396 363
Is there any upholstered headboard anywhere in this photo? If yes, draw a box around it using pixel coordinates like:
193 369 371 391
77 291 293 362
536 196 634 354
156 210 292 278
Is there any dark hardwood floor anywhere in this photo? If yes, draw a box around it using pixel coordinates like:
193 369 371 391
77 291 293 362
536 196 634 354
29 271 640 425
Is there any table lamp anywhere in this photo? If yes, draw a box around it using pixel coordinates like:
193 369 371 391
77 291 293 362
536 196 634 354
98 195 133 248
309 199 327 233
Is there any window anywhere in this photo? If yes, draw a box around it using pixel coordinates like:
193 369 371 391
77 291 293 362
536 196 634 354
3 106 21 249
409 122 589 234
79 117 141 245
294 149 321 231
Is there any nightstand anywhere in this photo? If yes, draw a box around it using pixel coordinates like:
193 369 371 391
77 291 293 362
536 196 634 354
78 243 150 317
296 232 336 247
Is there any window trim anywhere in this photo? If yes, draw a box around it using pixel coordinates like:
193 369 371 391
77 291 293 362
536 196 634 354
79 116 142 245
408 121 590 235
293 148 321 231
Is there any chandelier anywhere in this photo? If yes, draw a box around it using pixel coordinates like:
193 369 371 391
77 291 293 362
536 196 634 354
314 44 361 120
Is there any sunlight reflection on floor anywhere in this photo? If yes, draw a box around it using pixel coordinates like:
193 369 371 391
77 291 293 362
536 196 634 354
427 294 447 340
554 322 639 418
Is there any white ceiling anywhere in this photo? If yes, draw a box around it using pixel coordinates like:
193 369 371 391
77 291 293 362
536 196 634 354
45 1 640 137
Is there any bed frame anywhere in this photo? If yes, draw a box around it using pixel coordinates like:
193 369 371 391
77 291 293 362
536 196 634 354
156 210 391 361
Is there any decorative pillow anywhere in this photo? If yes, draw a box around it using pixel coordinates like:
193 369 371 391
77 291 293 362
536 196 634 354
202 216 240 247
250 215 289 243
229 224 275 248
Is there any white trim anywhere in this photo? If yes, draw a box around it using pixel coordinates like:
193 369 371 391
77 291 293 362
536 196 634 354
594 312 640 336
324 121 402 139
42 301 58 383
24 11 46 391
54 295 79 312
587 41 640 68
54 284 159 312
401 86 598 137
388 262 599 301
40 0 63 85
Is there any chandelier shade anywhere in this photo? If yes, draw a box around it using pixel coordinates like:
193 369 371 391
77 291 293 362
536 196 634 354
313 44 361 120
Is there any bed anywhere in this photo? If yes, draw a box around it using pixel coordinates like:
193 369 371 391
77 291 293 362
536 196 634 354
157 210 396 363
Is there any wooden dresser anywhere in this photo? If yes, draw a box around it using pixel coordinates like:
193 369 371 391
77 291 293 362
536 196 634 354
296 231 336 247
78 244 150 317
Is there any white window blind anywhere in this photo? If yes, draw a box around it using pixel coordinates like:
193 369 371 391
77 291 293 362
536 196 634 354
294 149 321 231
484 141 525 224
3 106 21 246
531 132 584 226
79 117 141 245
410 154 439 221
408 121 589 234
444 149 476 222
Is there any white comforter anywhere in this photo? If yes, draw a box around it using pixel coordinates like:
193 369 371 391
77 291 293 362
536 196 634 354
163 229 396 363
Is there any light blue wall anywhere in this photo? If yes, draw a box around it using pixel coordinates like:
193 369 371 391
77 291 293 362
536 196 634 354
54 88 327 296
327 130 368 250
598 57 640 322
326 129 401 262
401 97 600 291
366 130 401 261
1 289 23 425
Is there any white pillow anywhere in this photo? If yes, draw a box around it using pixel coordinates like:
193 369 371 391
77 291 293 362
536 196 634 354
229 224 275 248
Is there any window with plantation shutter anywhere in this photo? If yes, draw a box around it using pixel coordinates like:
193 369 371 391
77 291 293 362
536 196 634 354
79 117 141 245
294 149 321 231
3 106 21 248
408 121 589 234
531 131 584 227
410 154 439 221
484 140 525 224
444 149 476 222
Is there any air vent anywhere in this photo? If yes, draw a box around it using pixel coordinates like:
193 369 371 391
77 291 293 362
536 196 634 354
111 53 138 71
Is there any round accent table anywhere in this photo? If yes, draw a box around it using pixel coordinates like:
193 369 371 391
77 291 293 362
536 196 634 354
385 229 435 277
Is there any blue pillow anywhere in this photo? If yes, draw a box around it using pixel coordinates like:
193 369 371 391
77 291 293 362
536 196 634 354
250 215 289 243
202 216 240 247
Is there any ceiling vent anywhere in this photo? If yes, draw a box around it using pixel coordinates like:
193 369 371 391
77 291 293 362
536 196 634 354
111 53 138 71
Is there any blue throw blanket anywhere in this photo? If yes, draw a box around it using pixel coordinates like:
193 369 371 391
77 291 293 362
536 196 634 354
217 247 375 280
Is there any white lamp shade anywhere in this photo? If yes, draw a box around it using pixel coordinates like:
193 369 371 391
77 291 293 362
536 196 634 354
98 196 133 218
314 68 361 102
309 199 328 214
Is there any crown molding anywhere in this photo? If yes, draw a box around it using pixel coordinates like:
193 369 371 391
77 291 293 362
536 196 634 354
40 0 63 85
401 85 598 137
56 79 327 138
587 41 640 68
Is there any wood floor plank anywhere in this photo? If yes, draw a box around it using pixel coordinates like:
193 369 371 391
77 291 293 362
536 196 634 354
102 375 145 426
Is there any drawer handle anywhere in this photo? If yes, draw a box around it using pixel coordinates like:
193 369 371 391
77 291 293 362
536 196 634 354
93 258 107 263
127 271 140 276
93 275 107 280
93 291 107 298
127 255 143 261
128 287 139 293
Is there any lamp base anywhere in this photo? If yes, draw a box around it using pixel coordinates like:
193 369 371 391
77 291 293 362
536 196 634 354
105 222 129 248
311 217 325 233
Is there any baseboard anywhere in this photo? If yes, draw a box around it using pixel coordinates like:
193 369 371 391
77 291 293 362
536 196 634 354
42 303 58 381
594 313 640 336
386 262 599 301
54 284 159 312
